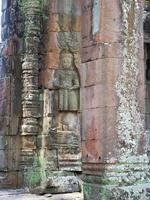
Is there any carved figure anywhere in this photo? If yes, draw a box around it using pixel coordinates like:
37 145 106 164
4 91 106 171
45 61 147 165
53 53 79 111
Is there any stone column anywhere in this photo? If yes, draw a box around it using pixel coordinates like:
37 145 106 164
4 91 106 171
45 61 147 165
0 0 22 187
81 0 150 199
20 0 41 179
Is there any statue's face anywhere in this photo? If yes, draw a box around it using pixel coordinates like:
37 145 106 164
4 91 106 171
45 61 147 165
61 54 73 69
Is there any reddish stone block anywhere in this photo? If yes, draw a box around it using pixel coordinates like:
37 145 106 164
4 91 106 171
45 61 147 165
99 30 122 44
83 84 118 109
98 0 122 43
49 0 58 14
81 0 93 47
44 52 60 69
58 14 81 32
81 44 100 63
81 10 93 48
81 0 122 45
82 107 117 163
41 32 60 54
47 13 81 32
82 139 104 163
40 68 55 89
6 39 13 56
80 58 122 87
48 14 60 32
81 42 123 63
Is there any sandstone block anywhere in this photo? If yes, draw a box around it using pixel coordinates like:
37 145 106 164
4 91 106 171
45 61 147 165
57 0 81 16
41 33 60 54
44 52 60 69
47 174 81 193
82 107 117 163
37 135 50 148
45 150 58 172
0 150 7 170
21 125 39 134
40 69 55 89
58 146 81 171
21 136 36 150
7 149 20 171
0 117 9 135
0 136 6 150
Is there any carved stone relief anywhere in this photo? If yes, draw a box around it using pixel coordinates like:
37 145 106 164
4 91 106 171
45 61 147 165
53 52 80 111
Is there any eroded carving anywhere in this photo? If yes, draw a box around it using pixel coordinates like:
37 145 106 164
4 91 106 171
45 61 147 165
53 52 80 111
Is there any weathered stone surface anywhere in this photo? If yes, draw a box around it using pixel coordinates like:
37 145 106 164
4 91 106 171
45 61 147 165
46 172 81 193
21 136 36 150
0 0 22 188
57 113 81 145
81 0 150 199
44 53 60 69
40 69 55 89
58 146 81 171
53 53 80 111
0 151 7 170
37 0 82 194
0 117 9 136
1 0 150 199
0 137 6 150
83 182 150 200
0 190 83 200
0 172 18 188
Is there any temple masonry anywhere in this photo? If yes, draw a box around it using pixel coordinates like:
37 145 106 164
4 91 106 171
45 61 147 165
0 0 150 199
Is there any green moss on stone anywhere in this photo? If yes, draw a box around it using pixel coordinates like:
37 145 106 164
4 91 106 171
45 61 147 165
25 154 45 189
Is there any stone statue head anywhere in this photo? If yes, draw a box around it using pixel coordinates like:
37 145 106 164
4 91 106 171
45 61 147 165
60 53 73 69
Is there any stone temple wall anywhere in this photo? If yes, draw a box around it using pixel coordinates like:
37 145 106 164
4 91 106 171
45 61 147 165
0 0 150 199
0 0 83 193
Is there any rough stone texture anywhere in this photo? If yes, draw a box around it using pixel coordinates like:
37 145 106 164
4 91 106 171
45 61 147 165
81 0 150 200
0 0 150 199
38 0 82 194
0 0 22 188
0 190 83 200
145 2 150 163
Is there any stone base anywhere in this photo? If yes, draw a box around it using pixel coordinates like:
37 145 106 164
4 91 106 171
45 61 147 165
82 160 150 199
83 182 150 200
46 171 81 194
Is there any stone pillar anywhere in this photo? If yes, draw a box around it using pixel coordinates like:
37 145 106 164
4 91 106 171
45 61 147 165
20 0 41 178
81 0 150 199
0 0 22 187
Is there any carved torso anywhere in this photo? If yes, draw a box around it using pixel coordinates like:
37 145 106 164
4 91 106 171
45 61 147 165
54 69 79 89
